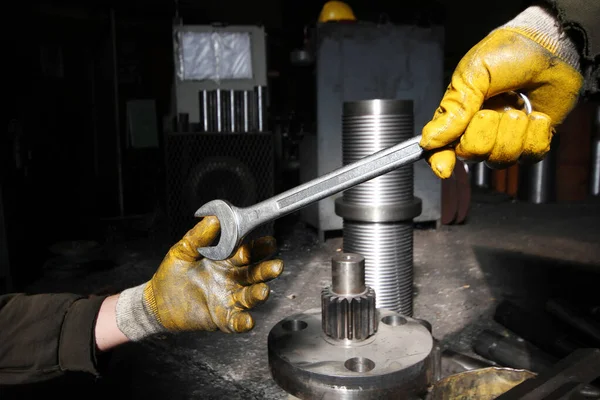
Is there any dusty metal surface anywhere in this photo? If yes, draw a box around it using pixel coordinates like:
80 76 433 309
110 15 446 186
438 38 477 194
17 198 600 399
268 308 434 400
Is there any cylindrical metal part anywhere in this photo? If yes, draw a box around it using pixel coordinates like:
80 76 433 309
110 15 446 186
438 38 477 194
441 348 494 375
256 86 266 132
199 90 209 132
591 138 600 196
229 90 235 132
323 253 376 341
243 90 250 132
268 308 434 400
336 99 420 316
471 162 492 188
517 139 557 203
207 90 218 132
215 89 222 132
341 100 414 205
343 221 414 314
321 286 377 341
474 330 557 373
331 253 366 295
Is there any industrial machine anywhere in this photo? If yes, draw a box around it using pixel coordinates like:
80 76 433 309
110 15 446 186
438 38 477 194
299 22 444 240
164 22 275 240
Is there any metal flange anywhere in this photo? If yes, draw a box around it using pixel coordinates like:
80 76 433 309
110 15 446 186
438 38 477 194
268 308 435 400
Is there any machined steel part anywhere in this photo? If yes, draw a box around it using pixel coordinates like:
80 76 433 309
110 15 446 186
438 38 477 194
268 252 435 400
343 222 414 315
341 101 415 205
336 99 421 316
268 308 435 400
321 253 377 341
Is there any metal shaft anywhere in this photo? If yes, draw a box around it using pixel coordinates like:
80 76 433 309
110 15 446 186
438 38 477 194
591 139 600 196
591 106 600 196
331 253 366 295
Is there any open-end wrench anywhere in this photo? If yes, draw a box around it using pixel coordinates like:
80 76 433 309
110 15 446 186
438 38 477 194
195 92 533 261
194 135 424 260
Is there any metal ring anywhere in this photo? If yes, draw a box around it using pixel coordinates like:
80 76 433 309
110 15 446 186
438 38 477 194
509 91 533 115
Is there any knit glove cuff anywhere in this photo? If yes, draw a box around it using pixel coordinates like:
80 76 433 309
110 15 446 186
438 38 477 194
115 283 166 341
501 5 580 72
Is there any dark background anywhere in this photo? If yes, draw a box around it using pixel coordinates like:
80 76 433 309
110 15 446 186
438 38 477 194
3 0 533 290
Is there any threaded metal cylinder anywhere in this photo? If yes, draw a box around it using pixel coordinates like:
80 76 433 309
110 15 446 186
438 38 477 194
338 99 418 316
343 221 414 315
342 101 414 204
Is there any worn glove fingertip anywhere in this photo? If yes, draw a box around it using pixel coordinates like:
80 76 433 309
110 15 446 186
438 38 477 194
230 312 254 333
427 149 456 179
261 259 284 282
251 282 271 302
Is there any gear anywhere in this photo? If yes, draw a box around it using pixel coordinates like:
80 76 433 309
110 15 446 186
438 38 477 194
321 286 377 341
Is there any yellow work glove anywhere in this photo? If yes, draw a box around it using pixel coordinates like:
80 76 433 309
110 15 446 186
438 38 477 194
115 216 283 340
420 5 584 179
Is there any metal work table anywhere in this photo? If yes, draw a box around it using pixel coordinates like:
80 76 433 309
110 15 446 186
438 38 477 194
12 197 600 399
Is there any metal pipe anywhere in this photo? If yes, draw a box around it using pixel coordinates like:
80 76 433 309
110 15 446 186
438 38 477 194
110 8 124 216
256 86 265 131
216 89 222 132
200 90 208 132
518 140 556 204
591 139 600 196
229 90 235 132
243 90 249 132
472 162 492 188
331 253 366 295
442 348 494 374
474 330 558 373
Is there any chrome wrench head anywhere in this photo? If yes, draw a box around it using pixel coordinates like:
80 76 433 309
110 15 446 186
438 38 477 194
194 199 240 260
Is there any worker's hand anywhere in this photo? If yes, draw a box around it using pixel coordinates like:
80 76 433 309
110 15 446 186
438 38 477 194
115 217 283 340
420 5 583 179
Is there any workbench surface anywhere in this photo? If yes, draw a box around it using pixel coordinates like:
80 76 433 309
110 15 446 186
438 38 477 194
8 195 600 399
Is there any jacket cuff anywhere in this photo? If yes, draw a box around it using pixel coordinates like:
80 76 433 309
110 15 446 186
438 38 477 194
58 295 108 376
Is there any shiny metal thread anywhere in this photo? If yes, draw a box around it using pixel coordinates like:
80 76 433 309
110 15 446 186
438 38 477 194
341 99 415 316
343 221 414 316
342 115 414 204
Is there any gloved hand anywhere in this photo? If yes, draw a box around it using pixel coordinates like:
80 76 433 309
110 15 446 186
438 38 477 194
115 216 283 340
420 5 584 179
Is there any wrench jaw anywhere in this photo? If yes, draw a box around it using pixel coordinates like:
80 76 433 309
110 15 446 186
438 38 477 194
193 200 240 261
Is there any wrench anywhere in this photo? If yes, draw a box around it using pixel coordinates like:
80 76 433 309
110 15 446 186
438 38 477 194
194 134 424 260
195 92 534 260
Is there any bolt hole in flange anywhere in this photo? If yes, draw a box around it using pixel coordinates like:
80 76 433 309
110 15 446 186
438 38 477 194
344 357 376 373
381 315 407 326
282 320 308 332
